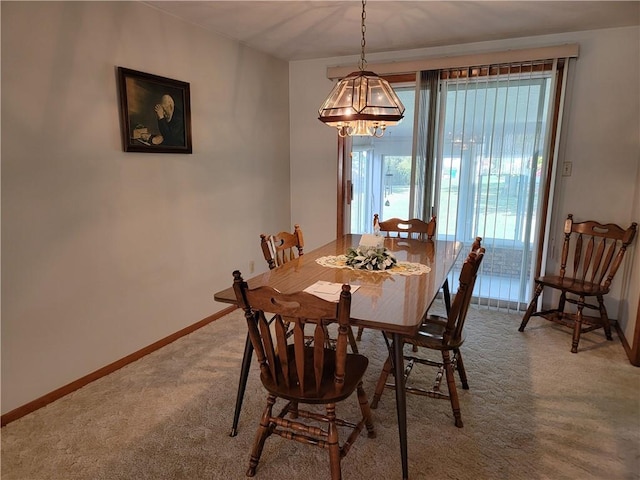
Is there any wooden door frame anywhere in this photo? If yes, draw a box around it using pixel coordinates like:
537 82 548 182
336 135 348 238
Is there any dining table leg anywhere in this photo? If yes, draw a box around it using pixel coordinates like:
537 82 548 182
392 332 409 480
443 278 451 316
229 332 253 437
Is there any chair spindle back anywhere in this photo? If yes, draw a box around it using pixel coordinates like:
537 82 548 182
444 246 485 344
374 213 436 241
233 270 352 397
560 214 637 290
260 224 304 270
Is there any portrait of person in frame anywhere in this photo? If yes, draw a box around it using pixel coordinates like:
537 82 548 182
117 67 192 154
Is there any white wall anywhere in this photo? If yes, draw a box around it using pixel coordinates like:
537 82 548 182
290 27 640 340
549 26 640 343
1 1 291 414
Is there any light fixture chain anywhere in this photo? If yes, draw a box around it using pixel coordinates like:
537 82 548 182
359 0 367 71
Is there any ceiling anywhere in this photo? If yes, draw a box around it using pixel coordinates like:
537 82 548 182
143 1 640 61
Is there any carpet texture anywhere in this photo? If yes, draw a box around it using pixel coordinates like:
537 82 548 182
2 307 639 479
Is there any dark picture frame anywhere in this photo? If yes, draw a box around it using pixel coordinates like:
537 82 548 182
117 67 192 153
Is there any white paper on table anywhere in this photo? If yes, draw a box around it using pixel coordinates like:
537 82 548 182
304 281 360 302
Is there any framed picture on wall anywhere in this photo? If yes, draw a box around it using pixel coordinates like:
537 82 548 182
117 67 192 153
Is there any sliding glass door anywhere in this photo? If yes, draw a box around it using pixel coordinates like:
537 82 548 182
344 62 564 309
436 68 555 308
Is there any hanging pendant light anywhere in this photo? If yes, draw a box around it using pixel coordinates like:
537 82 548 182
318 0 405 138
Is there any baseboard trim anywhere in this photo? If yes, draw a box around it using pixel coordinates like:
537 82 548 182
1 306 237 427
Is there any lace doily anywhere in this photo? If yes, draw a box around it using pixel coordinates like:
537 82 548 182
315 255 431 276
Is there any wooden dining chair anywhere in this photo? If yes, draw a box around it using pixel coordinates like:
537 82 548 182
260 224 304 269
370 243 485 428
355 214 438 341
232 271 376 479
519 214 637 353
374 213 436 240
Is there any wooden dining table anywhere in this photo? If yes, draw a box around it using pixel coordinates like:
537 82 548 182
214 234 463 480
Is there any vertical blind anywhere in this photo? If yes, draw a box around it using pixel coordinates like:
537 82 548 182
421 60 568 309
411 70 439 221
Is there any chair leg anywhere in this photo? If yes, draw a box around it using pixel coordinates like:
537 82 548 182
326 403 342 480
247 395 276 477
519 284 543 332
289 401 299 419
597 295 613 340
454 348 469 390
571 296 586 354
442 350 463 428
356 382 376 438
370 356 392 409
558 291 567 315
356 326 364 341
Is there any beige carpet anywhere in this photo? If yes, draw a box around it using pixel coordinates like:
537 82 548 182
2 306 639 480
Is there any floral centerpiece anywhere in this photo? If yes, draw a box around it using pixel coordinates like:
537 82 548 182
345 246 397 271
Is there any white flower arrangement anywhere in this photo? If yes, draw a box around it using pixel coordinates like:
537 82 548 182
345 246 397 271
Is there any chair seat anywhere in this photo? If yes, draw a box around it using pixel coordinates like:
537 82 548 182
535 275 608 296
262 344 369 405
404 315 466 351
